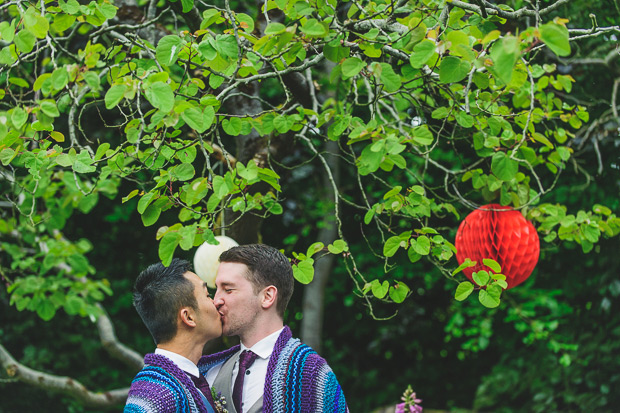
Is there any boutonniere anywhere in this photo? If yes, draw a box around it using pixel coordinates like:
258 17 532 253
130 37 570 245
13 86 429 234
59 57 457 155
210 386 228 413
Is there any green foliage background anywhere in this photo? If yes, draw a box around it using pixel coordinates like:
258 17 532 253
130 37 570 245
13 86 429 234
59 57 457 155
1 0 620 411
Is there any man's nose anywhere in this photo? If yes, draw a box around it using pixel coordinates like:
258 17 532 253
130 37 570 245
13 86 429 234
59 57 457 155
213 291 223 307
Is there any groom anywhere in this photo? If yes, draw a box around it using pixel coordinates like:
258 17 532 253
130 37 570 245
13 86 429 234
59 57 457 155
125 259 223 412
200 244 349 413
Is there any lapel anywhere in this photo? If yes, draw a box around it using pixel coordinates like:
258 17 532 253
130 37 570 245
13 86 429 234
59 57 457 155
213 350 240 413
212 350 263 413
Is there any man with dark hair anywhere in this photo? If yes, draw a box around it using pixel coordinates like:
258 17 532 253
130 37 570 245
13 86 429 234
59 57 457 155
125 258 224 413
200 244 349 413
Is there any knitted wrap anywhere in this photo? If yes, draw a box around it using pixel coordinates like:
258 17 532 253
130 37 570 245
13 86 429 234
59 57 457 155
125 353 215 413
199 326 349 413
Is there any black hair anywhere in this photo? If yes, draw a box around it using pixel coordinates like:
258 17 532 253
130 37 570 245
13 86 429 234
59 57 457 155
133 258 196 344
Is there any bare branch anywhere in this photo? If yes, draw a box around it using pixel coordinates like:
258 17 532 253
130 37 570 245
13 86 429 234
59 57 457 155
0 343 129 409
450 0 570 20
96 305 144 371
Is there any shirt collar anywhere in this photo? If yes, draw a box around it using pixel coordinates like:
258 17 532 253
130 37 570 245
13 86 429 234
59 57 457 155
240 327 284 360
155 348 200 377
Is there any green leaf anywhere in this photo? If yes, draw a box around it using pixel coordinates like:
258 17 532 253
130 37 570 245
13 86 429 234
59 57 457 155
123 189 139 203
413 235 431 255
40 101 60 117
341 57 365 79
148 82 174 113
407 247 421 263
412 126 433 146
383 235 404 257
52 13 76 33
159 231 181 266
473 270 490 286
431 107 449 119
182 107 209 133
37 300 56 321
64 295 83 315
439 56 471 83
142 202 162 226
328 239 348 254
0 148 16 166
24 7 49 39
0 21 15 42
236 13 254 32
105 84 127 109
324 41 350 63
73 159 95 174
78 193 99 213
0 45 17 65
293 258 315 284
222 117 242 135
482 258 501 273
378 63 402 93
178 225 197 250
264 22 286 35
452 258 477 276
94 143 110 161
455 111 474 128
478 284 502 308
51 67 69 90
215 34 239 60
371 280 389 299
9 77 29 88
181 0 193 13
540 22 571 57
306 242 325 257
198 38 217 60
156 35 185 67
172 163 195 181
14 29 36 53
491 152 518 181
490 36 520 84
11 107 28 129
455 281 474 301
410 39 435 69
389 282 409 303
59 0 80 14
138 192 156 215
300 18 327 37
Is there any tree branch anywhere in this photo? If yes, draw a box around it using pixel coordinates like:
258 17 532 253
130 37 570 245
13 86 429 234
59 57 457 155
0 343 129 409
96 304 144 371
449 0 570 20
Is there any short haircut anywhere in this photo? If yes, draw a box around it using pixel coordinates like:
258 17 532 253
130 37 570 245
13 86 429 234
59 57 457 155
133 258 196 345
219 244 294 318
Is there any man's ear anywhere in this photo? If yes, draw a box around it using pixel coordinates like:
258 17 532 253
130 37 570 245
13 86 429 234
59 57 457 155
179 307 197 328
261 285 278 310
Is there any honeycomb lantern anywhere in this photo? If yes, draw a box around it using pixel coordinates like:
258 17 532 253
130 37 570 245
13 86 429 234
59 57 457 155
455 204 540 289
193 235 239 288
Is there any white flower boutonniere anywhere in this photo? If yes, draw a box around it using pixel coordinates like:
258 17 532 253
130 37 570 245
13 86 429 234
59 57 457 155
211 386 228 413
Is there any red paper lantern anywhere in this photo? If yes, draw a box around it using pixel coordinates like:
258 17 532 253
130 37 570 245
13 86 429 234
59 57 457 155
455 204 540 289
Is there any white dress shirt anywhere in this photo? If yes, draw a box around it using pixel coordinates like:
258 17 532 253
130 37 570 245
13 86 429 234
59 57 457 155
206 327 284 411
154 348 210 406
155 348 200 377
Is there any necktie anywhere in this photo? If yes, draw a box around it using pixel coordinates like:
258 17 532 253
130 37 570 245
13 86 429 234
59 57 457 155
232 350 259 413
190 373 211 399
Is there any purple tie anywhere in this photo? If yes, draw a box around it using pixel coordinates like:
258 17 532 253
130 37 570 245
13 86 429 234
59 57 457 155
190 373 216 407
190 373 210 397
232 350 259 413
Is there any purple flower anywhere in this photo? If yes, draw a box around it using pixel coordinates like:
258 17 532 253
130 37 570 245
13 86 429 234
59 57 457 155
395 402 423 413
395 388 422 413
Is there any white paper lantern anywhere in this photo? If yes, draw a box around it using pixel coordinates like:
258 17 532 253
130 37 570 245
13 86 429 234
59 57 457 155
193 235 239 288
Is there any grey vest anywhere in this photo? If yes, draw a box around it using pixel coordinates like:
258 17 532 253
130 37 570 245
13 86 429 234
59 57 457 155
213 351 263 413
